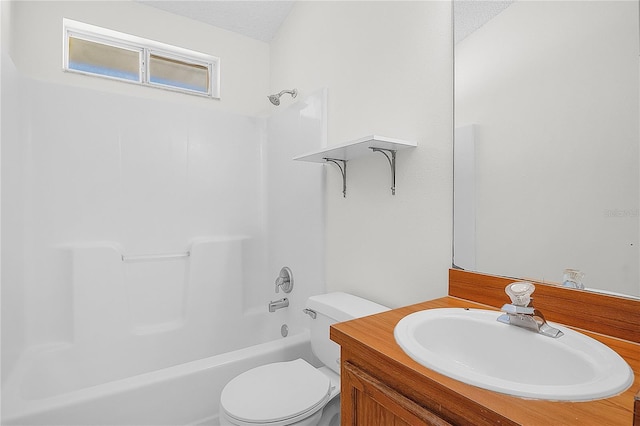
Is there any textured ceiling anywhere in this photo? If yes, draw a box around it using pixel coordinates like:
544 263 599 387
139 1 512 45
454 0 515 44
139 0 295 42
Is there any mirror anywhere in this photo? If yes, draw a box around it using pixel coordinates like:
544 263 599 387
453 0 640 298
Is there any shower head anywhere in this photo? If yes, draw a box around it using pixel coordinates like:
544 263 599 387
268 94 281 106
268 89 298 106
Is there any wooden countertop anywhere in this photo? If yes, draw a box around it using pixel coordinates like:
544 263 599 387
331 296 640 425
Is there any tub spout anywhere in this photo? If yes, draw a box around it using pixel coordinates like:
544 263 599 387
268 298 289 313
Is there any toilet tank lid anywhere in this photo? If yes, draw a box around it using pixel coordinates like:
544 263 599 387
306 292 389 322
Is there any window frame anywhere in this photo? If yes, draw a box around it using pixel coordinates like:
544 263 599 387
65 30 144 84
146 48 213 95
63 18 220 99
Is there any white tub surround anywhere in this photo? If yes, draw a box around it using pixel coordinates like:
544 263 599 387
2 53 326 424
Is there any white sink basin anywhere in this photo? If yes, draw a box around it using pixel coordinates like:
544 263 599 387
394 308 634 401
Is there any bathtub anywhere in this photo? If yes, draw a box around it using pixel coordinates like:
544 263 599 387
2 330 315 425
2 238 317 424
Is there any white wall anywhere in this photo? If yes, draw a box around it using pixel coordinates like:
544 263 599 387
1 53 28 382
270 1 454 308
456 1 639 295
7 0 270 116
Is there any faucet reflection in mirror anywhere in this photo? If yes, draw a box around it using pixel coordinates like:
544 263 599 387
562 268 585 290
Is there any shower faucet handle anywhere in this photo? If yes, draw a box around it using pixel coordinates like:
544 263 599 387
275 276 288 292
275 267 293 293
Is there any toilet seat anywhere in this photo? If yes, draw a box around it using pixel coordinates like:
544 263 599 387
220 359 332 425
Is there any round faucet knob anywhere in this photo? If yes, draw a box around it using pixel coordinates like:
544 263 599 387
505 281 535 306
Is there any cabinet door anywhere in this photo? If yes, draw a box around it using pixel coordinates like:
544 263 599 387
342 362 452 426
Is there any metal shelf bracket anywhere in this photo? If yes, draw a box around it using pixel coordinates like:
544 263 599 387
324 157 348 198
370 147 397 195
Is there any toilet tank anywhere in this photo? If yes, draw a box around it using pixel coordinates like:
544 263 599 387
305 292 389 374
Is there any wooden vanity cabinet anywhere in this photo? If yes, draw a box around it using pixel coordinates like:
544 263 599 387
342 360 452 426
331 270 640 426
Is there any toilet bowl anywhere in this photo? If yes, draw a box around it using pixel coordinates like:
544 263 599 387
219 292 389 426
220 359 338 426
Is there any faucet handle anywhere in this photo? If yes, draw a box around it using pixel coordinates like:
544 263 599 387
275 276 287 293
274 267 293 294
505 282 535 307
501 303 535 315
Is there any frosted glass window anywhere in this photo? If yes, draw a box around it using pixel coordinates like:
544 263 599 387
63 19 220 99
68 36 141 82
149 54 209 94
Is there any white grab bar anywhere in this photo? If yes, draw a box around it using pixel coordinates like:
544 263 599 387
121 251 190 262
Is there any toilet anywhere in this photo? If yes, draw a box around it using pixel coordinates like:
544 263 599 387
219 292 389 426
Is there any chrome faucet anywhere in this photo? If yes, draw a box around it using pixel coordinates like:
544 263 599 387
496 282 564 338
268 297 289 313
275 267 293 293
